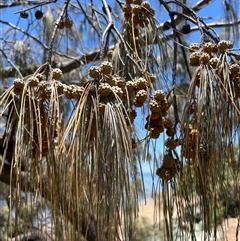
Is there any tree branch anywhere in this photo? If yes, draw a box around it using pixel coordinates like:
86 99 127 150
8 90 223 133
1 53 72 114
1 18 240 80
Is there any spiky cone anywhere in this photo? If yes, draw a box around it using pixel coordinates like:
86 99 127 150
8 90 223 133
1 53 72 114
133 98 145 107
133 0 142 4
229 64 240 75
160 99 171 111
156 166 172 181
132 5 142 15
42 86 52 99
64 17 74 29
89 66 101 79
122 4 132 15
146 112 160 121
164 139 178 150
202 42 215 53
52 68 63 79
27 76 39 87
100 61 113 75
35 73 44 81
35 10 43 19
109 86 123 100
164 118 173 129
13 78 24 88
133 77 147 90
149 99 161 112
200 53 210 64
125 111 136 125
189 43 200 53
38 81 49 91
162 155 176 168
209 57 220 69
135 89 148 102
127 109 137 120
156 117 164 128
181 24 191 34
55 82 65 95
146 73 156 83
13 78 25 95
149 127 162 139
72 86 85 99
98 83 112 97
20 11 29 19
141 1 154 15
104 75 116 86
189 52 201 66
144 120 156 130
121 92 128 103
63 85 74 99
166 127 176 137
114 76 126 89
217 40 233 52
145 118 160 129
154 89 165 101
126 81 135 91
162 21 171 31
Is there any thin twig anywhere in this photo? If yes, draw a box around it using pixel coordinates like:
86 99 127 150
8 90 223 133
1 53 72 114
100 0 113 60
159 0 179 127
14 0 57 14
47 0 71 64
0 49 23 78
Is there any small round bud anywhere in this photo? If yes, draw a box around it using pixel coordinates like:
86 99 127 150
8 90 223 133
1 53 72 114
154 90 165 101
189 52 201 66
100 61 113 75
135 89 148 102
89 66 100 79
189 43 200 53
98 83 112 97
35 10 44 20
111 86 123 99
20 11 29 19
64 17 73 29
133 77 147 89
199 53 210 64
52 68 63 79
28 76 39 87
149 99 161 112
181 24 191 34
209 57 220 69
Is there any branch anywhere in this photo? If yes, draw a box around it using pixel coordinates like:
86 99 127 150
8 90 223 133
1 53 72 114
2 18 240 80
0 47 101 79
0 0 57 9
47 0 71 64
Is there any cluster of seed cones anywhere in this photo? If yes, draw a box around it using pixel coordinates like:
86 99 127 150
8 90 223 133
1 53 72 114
156 153 178 181
189 40 240 98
